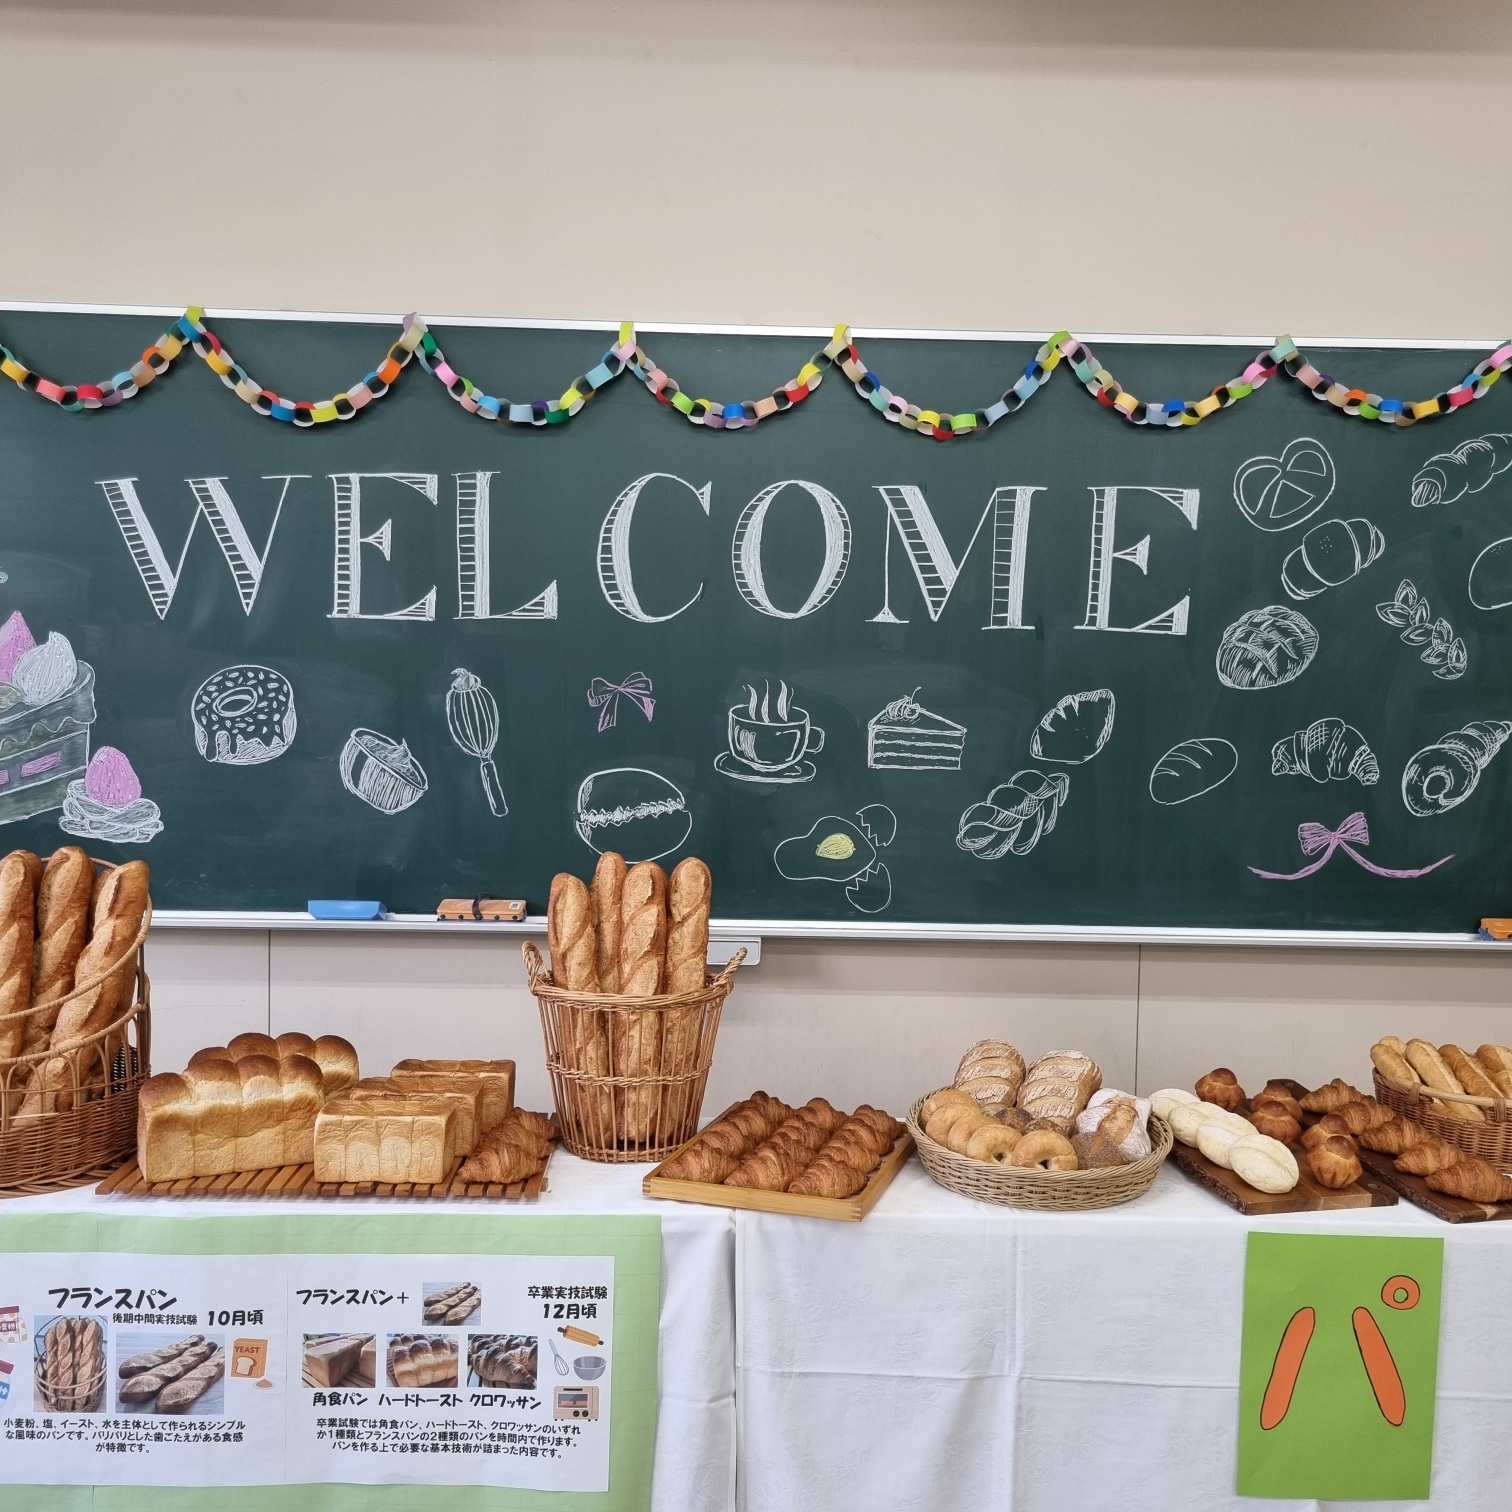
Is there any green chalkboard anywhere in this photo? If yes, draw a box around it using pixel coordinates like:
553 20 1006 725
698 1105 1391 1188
0 307 1509 931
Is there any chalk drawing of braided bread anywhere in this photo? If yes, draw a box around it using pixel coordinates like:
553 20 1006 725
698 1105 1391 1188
1216 606 1319 691
956 770 1069 860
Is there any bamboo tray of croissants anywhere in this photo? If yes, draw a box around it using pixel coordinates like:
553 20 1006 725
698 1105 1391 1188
643 1092 911 1221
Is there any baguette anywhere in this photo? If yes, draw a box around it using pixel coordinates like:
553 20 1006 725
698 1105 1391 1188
548 873 598 992
661 857 712 1128
1405 1038 1483 1122
1441 1043 1501 1101
590 852 626 995
24 847 93 1056
119 1340 215 1402
1475 1044 1512 1098
119 1335 204 1379
616 862 666 1142
1370 1039 1420 1088
0 850 39 1060
156 1348 225 1414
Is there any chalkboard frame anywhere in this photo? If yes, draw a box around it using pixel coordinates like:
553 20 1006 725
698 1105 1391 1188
3 300 1508 946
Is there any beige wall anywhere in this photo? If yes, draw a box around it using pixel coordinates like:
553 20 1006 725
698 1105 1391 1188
7 0 1512 1105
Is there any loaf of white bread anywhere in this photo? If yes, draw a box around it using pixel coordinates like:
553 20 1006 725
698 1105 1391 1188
310 1059 519 1184
135 1032 359 1182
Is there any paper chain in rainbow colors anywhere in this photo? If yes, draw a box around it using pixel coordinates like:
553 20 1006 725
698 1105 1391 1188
1 307 1508 438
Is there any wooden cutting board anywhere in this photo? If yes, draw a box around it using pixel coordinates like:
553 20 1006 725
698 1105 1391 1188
1167 1079 1399 1215
1353 1146 1512 1224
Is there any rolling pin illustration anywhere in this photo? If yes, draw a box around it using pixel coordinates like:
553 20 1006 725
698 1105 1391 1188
1260 1307 1316 1430
558 1325 602 1348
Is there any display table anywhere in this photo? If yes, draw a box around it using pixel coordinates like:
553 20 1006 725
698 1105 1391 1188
1 1153 737 1512
9 1152 1512 1509
734 1160 1512 1512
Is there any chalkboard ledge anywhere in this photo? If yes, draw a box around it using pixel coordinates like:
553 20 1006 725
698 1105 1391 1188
145 912 1494 954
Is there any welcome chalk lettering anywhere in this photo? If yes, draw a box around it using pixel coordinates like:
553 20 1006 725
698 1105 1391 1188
96 471 1198 634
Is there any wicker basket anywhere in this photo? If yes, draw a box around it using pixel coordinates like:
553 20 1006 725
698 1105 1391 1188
525 939 742 1163
1373 1068 1512 1170
34 1316 107 1412
0 901 152 1194
907 1092 1173 1210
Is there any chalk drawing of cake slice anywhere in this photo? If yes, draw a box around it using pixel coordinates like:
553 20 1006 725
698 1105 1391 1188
866 689 967 771
0 613 99 826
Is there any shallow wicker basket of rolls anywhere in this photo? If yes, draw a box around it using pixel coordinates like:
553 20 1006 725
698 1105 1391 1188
0 852 153 1193
907 1093 1173 1211
1371 1036 1512 1169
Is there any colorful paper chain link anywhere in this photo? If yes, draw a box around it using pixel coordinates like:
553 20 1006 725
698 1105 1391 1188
409 316 636 425
2 307 1509 435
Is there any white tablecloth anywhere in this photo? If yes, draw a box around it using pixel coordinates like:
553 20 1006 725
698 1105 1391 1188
2 1152 737 1512
734 1161 1512 1512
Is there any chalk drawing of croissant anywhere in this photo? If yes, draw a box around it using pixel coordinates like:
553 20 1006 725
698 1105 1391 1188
1401 719 1512 816
1281 518 1385 601
1271 717 1379 786
1411 433 1512 508
956 770 1069 860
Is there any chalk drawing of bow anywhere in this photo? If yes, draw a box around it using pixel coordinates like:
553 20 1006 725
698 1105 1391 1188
587 672 656 733
1249 811 1453 882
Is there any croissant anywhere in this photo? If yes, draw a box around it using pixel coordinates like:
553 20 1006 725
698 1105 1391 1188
1281 517 1386 599
1424 1155 1512 1204
1299 1079 1362 1113
724 1144 800 1192
458 1140 541 1185
787 1154 869 1198
1357 1114 1431 1156
661 1138 738 1184
1270 717 1379 786
1394 1137 1462 1176
1336 1098 1395 1135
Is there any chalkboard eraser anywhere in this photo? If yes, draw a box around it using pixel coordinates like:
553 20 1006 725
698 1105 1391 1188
1479 918 1512 940
437 897 527 922
308 900 389 921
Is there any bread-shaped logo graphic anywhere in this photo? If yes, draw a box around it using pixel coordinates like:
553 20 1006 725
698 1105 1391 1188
1233 438 1335 532
1148 738 1238 806
1281 518 1385 601
1271 718 1379 786
1401 720 1512 816
1029 689 1114 765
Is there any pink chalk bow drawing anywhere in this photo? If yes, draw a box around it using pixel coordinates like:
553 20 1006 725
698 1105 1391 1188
588 672 656 733
1249 811 1452 882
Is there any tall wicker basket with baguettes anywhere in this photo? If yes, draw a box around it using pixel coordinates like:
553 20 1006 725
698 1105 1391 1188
0 899 152 1194
525 939 742 1163
907 1092 1173 1211
1373 1068 1512 1169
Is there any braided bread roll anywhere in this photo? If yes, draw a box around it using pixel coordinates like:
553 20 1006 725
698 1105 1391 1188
0 850 39 1061
23 847 93 1057
615 862 667 1142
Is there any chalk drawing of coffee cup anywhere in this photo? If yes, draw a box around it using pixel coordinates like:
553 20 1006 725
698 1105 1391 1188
716 681 824 785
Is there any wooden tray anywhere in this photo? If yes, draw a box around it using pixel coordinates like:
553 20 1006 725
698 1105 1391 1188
1168 1079 1398 1215
643 1107 914 1222
96 1149 552 1202
1354 1145 1512 1224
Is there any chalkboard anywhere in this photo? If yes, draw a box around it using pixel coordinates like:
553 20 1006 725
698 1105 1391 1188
0 307 1509 931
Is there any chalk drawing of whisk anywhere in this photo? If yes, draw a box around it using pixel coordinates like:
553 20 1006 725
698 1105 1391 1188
446 667 508 817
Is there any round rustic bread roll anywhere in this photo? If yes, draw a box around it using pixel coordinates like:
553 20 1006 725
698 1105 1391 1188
1150 1088 1199 1122
1229 1134 1299 1194
1168 1101 1217 1146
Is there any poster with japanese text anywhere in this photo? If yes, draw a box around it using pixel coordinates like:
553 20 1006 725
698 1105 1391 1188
0 1211 660 1511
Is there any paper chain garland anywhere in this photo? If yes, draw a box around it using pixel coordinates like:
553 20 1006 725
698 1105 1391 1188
2 308 1508 437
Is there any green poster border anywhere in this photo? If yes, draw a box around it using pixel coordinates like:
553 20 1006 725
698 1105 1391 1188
0 1211 661 1512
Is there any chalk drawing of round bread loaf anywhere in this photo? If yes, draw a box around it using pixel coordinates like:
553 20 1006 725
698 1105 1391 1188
1216 606 1319 691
